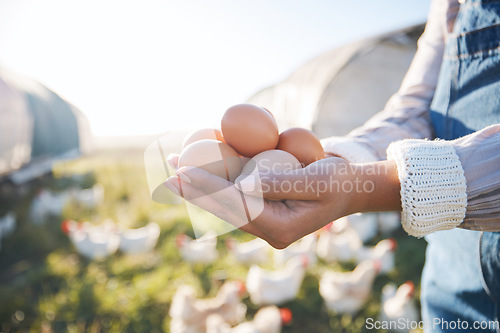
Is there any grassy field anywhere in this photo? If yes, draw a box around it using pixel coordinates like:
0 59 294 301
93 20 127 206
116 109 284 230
0 148 427 332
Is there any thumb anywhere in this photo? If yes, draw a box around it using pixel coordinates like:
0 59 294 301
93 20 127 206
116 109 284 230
235 160 337 201
237 157 351 201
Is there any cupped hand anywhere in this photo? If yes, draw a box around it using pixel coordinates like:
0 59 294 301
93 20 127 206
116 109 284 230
163 154 400 249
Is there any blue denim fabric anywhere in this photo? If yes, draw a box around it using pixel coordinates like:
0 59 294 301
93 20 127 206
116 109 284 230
423 1 500 332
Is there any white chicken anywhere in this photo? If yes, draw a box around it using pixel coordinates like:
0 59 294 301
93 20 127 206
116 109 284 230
377 212 401 235
316 227 362 263
273 233 317 268
380 282 419 333
0 212 16 251
169 281 247 333
319 260 380 315
246 256 307 305
119 222 160 254
336 213 379 243
226 237 271 265
62 219 120 260
176 232 218 264
29 189 71 224
206 306 292 333
356 239 397 274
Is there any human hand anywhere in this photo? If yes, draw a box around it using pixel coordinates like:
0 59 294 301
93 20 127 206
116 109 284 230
164 155 400 249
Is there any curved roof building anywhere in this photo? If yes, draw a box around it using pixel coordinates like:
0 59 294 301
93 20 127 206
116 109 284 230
248 24 424 139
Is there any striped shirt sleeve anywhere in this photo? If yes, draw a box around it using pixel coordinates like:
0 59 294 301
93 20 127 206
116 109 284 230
323 0 500 234
322 0 458 163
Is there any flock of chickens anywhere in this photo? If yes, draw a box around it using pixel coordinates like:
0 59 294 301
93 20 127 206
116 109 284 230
0 183 106 253
61 219 160 258
171 212 419 333
29 183 105 225
1 179 420 332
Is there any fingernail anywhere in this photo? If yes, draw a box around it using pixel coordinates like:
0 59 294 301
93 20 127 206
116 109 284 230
167 154 177 169
177 172 191 184
164 179 180 196
176 167 194 184
237 175 255 192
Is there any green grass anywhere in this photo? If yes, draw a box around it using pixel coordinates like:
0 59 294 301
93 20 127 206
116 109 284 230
0 148 427 332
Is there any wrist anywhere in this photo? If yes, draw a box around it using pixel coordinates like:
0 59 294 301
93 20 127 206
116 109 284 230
386 139 467 237
349 160 401 214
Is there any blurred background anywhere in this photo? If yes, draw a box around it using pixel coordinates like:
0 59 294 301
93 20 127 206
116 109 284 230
0 0 431 332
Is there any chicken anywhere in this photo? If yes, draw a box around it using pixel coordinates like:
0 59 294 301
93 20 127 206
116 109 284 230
226 237 271 265
273 233 317 268
119 222 160 254
246 256 307 305
356 239 397 274
336 213 378 243
29 189 71 224
176 232 218 264
206 306 292 333
319 260 380 315
62 219 120 260
0 212 16 251
316 227 362 263
169 281 247 333
379 282 419 333
377 212 401 235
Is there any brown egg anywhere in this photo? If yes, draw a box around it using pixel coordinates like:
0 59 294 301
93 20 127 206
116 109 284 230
277 128 324 166
221 104 279 157
178 139 242 182
239 150 302 177
182 128 224 149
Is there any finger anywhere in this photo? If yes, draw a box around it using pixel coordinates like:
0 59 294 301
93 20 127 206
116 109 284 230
165 174 318 248
175 167 271 226
240 157 349 201
176 166 235 196
167 154 180 170
174 168 269 229
165 175 246 226
170 165 338 247
164 176 269 239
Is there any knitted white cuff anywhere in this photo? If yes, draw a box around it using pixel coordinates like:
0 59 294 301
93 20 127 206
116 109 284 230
386 139 467 238
321 137 379 163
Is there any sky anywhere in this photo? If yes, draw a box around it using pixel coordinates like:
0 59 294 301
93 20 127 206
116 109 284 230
0 0 431 137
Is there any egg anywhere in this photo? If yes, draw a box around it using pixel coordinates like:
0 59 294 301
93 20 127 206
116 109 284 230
182 128 224 149
221 104 279 157
261 107 275 119
277 128 324 166
238 150 301 178
178 139 242 182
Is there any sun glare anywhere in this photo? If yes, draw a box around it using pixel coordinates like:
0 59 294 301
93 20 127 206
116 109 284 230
0 0 430 137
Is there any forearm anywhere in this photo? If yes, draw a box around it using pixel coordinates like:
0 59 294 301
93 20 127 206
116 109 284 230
376 125 500 237
355 160 402 213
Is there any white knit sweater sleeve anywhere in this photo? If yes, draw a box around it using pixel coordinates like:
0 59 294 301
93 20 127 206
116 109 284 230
386 139 467 238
